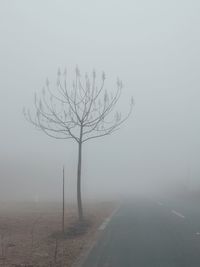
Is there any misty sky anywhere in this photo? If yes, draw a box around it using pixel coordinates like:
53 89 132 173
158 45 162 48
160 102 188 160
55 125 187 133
0 0 200 202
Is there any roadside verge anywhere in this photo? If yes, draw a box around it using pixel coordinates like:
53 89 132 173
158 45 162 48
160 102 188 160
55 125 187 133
72 205 120 267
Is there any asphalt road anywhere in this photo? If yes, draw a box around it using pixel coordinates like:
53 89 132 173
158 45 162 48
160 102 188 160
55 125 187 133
82 197 200 267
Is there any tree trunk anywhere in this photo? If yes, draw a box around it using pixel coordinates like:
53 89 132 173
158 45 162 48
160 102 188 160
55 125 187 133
77 141 83 221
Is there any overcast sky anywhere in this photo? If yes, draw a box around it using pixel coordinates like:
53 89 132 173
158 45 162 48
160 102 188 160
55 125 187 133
0 0 200 202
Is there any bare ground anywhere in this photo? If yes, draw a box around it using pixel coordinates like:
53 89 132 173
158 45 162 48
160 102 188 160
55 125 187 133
0 201 115 267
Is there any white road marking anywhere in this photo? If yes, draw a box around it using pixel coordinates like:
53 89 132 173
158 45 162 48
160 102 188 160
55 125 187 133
98 205 120 231
98 222 107 230
171 209 185 219
104 217 110 223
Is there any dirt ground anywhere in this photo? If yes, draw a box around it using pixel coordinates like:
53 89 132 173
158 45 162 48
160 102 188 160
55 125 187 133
0 201 115 267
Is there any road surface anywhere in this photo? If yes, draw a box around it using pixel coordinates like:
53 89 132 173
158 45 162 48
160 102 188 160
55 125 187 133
82 197 200 267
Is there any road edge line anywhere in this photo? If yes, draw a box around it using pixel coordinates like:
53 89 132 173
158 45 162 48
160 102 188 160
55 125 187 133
71 204 121 267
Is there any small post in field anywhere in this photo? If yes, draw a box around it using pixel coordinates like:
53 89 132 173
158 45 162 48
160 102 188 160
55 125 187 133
62 165 65 234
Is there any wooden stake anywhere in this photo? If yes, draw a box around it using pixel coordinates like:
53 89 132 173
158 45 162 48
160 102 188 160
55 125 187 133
62 166 65 234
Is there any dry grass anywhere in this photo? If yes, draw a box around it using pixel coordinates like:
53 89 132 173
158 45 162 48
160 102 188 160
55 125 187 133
0 201 115 267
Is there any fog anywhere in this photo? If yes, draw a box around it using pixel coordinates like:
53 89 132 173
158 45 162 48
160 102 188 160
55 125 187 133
0 0 200 202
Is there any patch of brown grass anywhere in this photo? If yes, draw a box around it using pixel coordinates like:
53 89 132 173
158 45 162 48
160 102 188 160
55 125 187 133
0 201 115 267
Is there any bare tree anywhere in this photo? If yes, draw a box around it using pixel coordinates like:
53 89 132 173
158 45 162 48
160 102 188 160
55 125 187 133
24 67 133 221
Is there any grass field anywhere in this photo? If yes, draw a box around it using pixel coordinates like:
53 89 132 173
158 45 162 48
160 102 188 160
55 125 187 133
0 201 114 267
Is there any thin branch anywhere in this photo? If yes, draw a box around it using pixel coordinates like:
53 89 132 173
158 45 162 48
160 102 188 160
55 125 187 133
24 68 133 145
